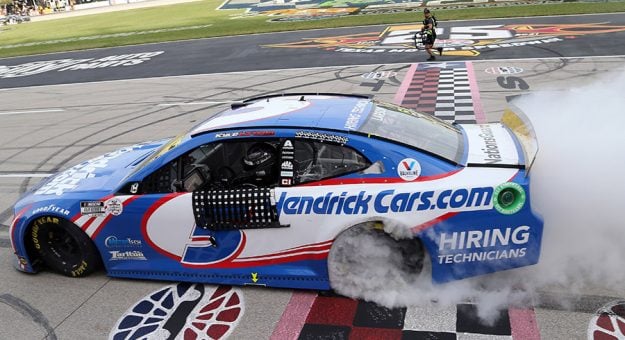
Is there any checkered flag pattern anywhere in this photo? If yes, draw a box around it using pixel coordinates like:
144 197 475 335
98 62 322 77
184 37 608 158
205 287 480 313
192 188 281 230
399 68 440 114
435 68 476 124
298 295 514 340
400 62 478 124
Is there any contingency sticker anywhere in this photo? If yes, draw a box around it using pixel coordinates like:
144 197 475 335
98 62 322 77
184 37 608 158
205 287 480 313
80 201 105 216
80 198 124 217
397 158 421 181
280 140 295 186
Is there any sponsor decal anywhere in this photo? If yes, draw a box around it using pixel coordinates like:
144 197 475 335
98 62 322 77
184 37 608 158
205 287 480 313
280 171 294 177
281 140 295 186
370 105 387 122
264 23 625 57
277 187 493 215
397 158 421 181
295 130 349 144
35 145 142 195
80 201 105 216
215 130 276 138
477 125 502 164
80 197 124 217
437 225 530 264
109 250 147 261
32 204 70 216
587 300 625 339
105 197 124 216
485 66 524 75
251 272 259 283
110 283 243 340
0 52 164 78
493 182 526 215
344 99 369 130
104 236 142 248
281 160 294 170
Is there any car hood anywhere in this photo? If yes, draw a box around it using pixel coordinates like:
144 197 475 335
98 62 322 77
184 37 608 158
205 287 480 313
22 140 168 202
460 123 523 167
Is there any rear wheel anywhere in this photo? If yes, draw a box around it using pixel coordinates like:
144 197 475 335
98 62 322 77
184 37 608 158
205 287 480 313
30 216 100 277
328 222 426 298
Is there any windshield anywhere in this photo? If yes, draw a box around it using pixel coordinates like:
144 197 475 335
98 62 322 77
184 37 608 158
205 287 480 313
359 102 463 164
127 133 189 178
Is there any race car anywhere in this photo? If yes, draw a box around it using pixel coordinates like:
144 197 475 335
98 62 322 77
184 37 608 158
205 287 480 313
9 93 543 289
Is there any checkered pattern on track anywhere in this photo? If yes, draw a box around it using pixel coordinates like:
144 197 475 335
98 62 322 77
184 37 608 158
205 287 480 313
297 295 515 340
399 62 478 124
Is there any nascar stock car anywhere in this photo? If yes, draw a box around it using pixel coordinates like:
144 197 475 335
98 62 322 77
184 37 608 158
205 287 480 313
9 93 542 289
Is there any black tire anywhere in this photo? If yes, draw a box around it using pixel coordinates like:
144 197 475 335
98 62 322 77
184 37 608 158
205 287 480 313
30 216 100 277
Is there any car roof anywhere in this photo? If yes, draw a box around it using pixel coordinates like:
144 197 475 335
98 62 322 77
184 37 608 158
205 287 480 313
189 94 373 137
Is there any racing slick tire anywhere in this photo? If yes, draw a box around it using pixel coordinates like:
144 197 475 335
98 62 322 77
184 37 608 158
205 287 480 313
30 216 100 277
328 222 425 296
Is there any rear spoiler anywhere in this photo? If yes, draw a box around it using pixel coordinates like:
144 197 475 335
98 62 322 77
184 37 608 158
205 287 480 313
501 104 539 174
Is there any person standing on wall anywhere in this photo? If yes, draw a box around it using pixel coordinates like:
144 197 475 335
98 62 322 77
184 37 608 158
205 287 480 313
421 8 443 61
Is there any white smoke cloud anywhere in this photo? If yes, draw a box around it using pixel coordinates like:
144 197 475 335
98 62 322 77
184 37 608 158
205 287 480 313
515 71 625 294
327 72 625 322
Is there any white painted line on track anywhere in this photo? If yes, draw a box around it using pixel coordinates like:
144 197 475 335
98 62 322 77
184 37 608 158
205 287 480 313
0 173 53 178
157 101 235 106
0 109 64 116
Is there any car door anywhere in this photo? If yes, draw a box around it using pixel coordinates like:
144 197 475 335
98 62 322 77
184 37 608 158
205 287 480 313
169 136 375 270
121 138 285 271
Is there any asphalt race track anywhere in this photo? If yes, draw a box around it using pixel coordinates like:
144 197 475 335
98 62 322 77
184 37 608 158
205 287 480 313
0 12 624 340
1 13 625 88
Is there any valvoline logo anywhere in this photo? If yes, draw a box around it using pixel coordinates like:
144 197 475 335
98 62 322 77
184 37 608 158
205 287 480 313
397 158 421 181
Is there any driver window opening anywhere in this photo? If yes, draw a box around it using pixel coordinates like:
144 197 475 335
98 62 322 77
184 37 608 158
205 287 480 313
141 140 281 194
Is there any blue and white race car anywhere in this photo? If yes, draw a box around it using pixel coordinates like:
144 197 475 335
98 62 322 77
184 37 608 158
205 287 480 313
10 93 542 289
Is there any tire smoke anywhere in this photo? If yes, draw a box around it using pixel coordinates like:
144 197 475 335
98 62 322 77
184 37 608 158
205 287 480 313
514 72 625 295
328 73 625 323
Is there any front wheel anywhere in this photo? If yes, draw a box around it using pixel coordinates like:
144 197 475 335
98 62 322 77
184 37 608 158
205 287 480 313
30 217 100 277
328 223 426 301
